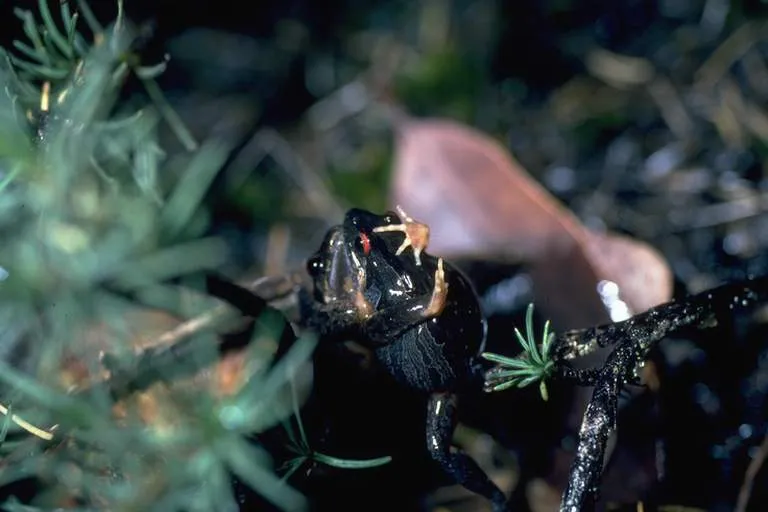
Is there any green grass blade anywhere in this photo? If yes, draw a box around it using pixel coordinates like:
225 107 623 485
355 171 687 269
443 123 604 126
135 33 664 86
541 320 552 356
133 138 163 205
517 375 543 388
487 368 537 380
65 13 80 52
480 352 528 367
525 304 544 365
513 327 530 354
290 376 310 453
9 55 68 80
160 139 231 239
75 0 103 34
38 0 73 59
139 75 198 151
16 9 48 64
0 358 104 432
489 380 521 392
0 405 13 446
313 452 392 469
2 52 39 100
0 166 21 194
235 331 317 418
109 236 229 290
135 61 168 80
280 456 308 482
11 41 45 64
539 381 549 401
218 436 307 512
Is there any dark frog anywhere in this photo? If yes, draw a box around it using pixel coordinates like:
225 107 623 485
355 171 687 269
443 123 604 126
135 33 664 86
300 207 508 511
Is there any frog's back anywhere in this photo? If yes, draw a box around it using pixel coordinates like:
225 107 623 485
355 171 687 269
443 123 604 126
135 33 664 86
374 259 487 392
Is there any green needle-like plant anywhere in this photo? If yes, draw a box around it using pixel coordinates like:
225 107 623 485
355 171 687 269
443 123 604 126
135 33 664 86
3 0 197 152
481 303 555 400
0 1 315 510
279 372 392 481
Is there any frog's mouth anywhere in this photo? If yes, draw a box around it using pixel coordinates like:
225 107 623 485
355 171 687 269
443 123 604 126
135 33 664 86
313 227 366 304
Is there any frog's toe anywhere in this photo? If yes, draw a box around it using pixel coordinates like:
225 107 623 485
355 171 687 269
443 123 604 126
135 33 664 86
424 258 449 317
372 205 430 265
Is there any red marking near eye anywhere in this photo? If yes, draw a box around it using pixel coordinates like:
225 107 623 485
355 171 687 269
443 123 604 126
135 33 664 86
359 232 371 255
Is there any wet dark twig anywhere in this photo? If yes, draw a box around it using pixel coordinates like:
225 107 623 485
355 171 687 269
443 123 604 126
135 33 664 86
82 273 301 401
546 275 768 511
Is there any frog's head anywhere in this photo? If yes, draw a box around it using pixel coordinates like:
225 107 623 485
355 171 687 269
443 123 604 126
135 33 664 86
306 208 403 303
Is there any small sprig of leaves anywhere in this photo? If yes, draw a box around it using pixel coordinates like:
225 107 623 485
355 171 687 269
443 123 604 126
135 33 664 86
481 303 555 401
279 374 391 481
4 0 88 103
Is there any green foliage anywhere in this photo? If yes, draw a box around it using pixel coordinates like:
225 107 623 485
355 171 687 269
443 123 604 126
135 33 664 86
0 1 313 510
481 303 555 401
6 0 87 99
325 145 392 214
228 170 289 224
394 47 485 123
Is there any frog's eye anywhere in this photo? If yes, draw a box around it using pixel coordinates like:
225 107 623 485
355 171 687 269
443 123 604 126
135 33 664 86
358 231 371 255
307 254 325 277
382 211 400 225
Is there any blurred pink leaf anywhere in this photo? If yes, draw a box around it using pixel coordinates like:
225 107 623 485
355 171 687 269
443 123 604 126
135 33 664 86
390 117 672 330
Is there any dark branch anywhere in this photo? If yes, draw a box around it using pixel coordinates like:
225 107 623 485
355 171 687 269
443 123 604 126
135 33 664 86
80 273 301 401
551 276 767 363
548 274 768 511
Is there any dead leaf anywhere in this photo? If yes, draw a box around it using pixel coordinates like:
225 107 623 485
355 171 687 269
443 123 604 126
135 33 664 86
582 231 672 316
390 117 672 330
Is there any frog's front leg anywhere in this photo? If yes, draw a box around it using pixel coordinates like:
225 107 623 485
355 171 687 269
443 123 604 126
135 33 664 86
300 292 372 340
362 258 449 346
426 392 508 512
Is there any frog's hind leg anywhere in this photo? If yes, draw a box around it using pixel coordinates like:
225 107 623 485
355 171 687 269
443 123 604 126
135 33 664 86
426 392 507 512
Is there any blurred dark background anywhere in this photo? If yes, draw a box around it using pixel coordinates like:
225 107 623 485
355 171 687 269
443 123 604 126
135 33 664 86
67 0 768 286
5 0 768 510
